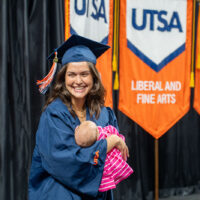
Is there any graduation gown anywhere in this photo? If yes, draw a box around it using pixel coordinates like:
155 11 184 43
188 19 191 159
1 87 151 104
28 98 119 200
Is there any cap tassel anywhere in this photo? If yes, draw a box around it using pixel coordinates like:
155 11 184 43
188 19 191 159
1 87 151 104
37 52 58 94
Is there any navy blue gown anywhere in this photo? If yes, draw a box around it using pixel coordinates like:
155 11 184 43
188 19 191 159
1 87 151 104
28 98 119 200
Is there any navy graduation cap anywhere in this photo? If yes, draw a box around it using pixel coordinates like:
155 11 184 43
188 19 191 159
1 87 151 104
36 34 110 94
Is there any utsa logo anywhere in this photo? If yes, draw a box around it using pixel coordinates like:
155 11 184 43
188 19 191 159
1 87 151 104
74 0 107 23
132 9 183 32
93 150 99 165
126 0 187 72
70 0 109 43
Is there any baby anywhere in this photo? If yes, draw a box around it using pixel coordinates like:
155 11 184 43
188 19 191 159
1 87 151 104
75 121 99 147
75 121 133 192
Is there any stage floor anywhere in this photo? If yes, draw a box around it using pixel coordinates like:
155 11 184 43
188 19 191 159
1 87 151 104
159 193 200 200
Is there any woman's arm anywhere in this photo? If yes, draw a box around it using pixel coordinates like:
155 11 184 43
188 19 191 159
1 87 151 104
105 107 130 161
37 109 107 198
106 135 129 161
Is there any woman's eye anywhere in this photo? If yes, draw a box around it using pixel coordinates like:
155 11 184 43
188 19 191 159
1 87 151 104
68 73 76 77
81 72 90 77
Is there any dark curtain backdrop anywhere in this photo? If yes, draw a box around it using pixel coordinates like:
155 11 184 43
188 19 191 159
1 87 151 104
0 1 200 200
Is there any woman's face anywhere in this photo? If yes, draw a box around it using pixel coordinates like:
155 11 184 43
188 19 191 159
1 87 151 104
65 61 94 103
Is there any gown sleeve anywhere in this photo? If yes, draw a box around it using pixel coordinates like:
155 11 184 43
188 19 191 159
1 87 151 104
106 107 119 131
36 107 107 198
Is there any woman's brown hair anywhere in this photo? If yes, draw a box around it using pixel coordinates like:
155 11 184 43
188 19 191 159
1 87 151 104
44 62 106 119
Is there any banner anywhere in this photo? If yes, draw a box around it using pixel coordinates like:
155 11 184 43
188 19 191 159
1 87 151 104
64 0 113 107
119 0 192 139
194 4 200 115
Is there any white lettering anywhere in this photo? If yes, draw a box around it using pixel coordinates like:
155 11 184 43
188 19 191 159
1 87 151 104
131 80 163 91
157 94 176 104
137 93 155 104
165 81 181 91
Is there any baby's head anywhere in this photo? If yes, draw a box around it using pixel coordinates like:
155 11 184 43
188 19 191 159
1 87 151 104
75 121 99 147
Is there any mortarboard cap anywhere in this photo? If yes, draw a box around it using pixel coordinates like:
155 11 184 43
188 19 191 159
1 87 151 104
48 34 110 65
37 34 110 94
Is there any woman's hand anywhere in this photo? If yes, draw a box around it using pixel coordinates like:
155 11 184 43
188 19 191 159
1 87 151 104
115 136 129 161
106 135 129 161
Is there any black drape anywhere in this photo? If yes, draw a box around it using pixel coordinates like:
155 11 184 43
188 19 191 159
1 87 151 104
0 1 200 200
0 0 64 199
113 92 200 200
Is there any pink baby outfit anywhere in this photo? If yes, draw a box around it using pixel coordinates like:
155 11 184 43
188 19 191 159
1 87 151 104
97 125 133 192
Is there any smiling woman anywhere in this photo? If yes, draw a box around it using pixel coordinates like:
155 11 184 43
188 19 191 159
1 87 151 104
65 62 93 109
28 35 129 200
44 60 105 121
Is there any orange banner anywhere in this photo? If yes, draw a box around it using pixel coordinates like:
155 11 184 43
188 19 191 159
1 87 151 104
64 0 113 108
119 0 193 139
194 4 200 115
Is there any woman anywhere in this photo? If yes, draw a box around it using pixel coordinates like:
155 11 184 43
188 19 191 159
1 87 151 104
29 35 129 200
